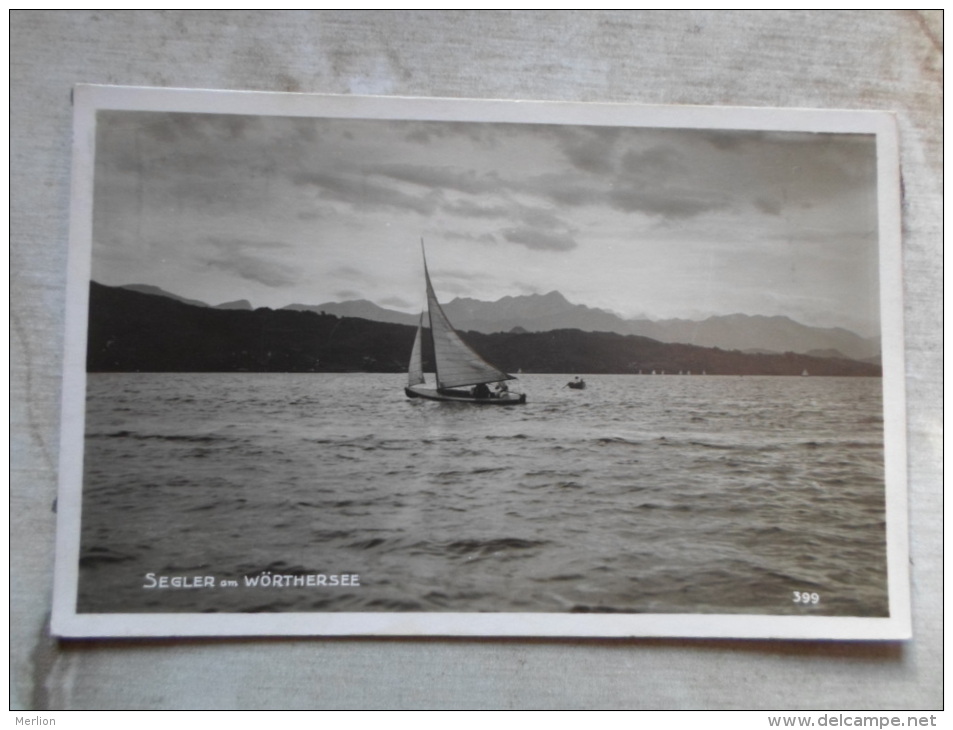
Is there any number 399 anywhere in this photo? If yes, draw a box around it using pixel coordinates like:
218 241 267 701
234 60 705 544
793 591 820 605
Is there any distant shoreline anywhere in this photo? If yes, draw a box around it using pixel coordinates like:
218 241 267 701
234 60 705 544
86 282 882 378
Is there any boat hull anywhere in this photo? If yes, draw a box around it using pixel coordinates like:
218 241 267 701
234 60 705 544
405 385 526 405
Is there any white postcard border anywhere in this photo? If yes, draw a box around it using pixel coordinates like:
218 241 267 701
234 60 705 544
52 85 910 640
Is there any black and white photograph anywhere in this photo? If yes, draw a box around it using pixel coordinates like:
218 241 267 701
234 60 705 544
52 86 908 639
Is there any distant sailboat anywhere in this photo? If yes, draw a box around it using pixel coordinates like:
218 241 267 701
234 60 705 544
404 243 526 405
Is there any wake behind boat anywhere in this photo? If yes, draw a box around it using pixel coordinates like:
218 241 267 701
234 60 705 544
405 243 526 405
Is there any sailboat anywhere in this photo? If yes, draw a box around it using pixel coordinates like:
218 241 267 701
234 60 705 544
404 245 526 405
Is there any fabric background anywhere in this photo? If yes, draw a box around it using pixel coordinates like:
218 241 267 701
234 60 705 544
10 10 942 710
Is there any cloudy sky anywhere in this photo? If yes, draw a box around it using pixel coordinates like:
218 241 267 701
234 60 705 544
92 109 882 336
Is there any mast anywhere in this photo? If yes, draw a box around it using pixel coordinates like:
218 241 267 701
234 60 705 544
421 238 435 337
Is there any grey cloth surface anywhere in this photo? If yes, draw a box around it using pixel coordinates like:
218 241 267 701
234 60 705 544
11 10 941 710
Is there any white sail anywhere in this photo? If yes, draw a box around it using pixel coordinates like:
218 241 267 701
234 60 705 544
407 313 425 386
424 255 513 390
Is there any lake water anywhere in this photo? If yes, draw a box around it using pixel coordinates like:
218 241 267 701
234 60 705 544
77 373 888 617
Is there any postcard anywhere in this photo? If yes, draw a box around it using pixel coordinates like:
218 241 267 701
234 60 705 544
52 85 909 639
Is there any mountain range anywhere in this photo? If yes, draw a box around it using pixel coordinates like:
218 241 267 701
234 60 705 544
285 290 881 362
122 284 880 362
121 284 252 311
92 282 880 377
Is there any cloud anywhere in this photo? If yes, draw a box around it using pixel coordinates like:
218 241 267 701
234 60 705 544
502 227 577 252
402 120 491 147
439 230 499 245
373 163 501 195
201 238 299 288
204 252 298 288
531 175 600 208
552 126 623 175
292 170 440 216
754 196 782 216
289 117 317 144
517 206 565 230
561 134 617 174
406 128 431 144
608 187 723 218
130 112 257 146
330 265 364 278
379 295 413 309
533 166 724 220
698 129 763 150
619 146 686 178
441 199 510 219
89 111 881 334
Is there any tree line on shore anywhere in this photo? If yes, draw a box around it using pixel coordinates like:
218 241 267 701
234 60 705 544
86 282 882 377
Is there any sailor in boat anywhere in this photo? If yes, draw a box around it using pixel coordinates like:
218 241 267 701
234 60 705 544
472 382 492 399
